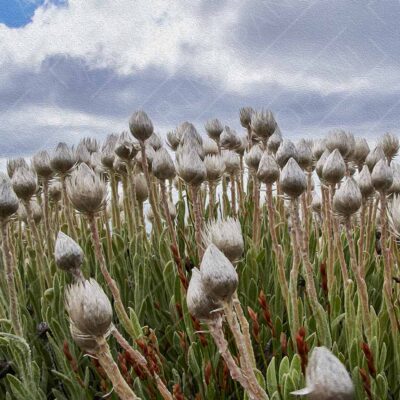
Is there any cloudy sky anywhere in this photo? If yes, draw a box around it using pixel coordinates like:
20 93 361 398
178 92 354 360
1 0 400 162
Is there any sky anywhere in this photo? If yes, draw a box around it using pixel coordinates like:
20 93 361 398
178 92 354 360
1 0 400 164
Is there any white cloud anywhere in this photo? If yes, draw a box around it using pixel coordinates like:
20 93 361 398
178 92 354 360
0 0 381 95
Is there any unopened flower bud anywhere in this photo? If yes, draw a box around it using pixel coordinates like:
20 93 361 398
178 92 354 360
65 278 112 337
67 163 106 214
7 158 29 178
50 142 75 174
316 149 330 178
12 166 37 201
352 137 369 168
101 134 119 169
322 149 346 185
365 146 385 172
371 158 393 193
166 130 181 151
220 126 241 150
312 139 326 162
223 151 240 175
267 128 282 154
245 145 263 171
49 181 62 203
203 139 219 156
205 119 224 141
18 200 42 224
239 107 254 128
276 139 298 168
333 177 362 218
250 110 277 140
176 149 206 186
296 139 313 170
291 346 354 400
200 244 238 302
356 165 374 200
203 217 244 263
69 323 99 353
0 173 19 220
257 152 280 184
152 148 176 180
32 151 53 179
311 191 322 214
325 129 350 158
280 158 307 198
134 173 148 203
148 132 162 151
129 110 154 142
114 132 138 161
380 132 399 162
204 155 225 182
55 231 84 274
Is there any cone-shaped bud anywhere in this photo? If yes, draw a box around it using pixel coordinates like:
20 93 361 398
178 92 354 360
129 110 154 142
18 200 42 224
178 122 203 146
75 142 91 165
203 217 244 263
325 129 350 158
223 151 240 175
0 173 19 220
204 155 225 182
250 110 277 140
134 173 148 203
49 181 62 203
257 152 280 184
205 119 224 141
101 134 118 169
220 126 241 150
239 106 254 128
312 139 326 162
200 244 238 302
235 135 248 156
276 139 298 168
114 131 137 161
267 128 283 154
55 231 84 273
245 144 263 171
291 346 354 400
67 163 106 214
187 268 221 320
51 142 75 174
345 132 356 159
380 132 399 162
65 278 112 337
322 149 346 185
148 132 162 151
371 158 393 193
81 137 99 154
352 137 369 168
296 139 313 170
203 138 219 156
176 149 206 186
166 130 181 151
152 148 176 180
12 166 37 201
333 177 362 218
389 163 400 195
91 152 105 176
7 158 29 178
311 191 322 214
32 150 53 179
356 165 374 200
316 149 330 179
365 146 385 172
280 158 307 198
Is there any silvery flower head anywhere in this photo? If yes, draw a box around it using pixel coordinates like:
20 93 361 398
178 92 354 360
316 149 330 179
312 139 327 162
239 106 254 128
129 110 154 142
152 148 176 181
75 142 91 165
276 139 298 168
223 151 240 175
65 278 113 337
134 173 148 203
178 122 203 146
352 137 370 169
296 139 313 170
187 268 221 321
380 132 399 162
166 130 181 151
32 150 53 179
280 158 307 198
101 133 119 169
49 181 62 203
11 166 37 201
202 217 244 263
325 129 350 159
235 135 248 156
18 200 42 224
267 128 283 154
204 155 225 182
220 126 241 151
365 145 385 172
176 148 206 186
202 138 219 156
333 177 362 218
7 158 29 178
311 191 322 214
50 142 76 174
69 323 100 353
356 165 374 201
0 173 19 220
205 118 224 141
114 131 138 161
322 149 346 185
148 132 163 151
250 109 277 140
371 158 393 193
291 346 354 400
200 243 238 302
55 231 84 275
257 152 280 185
82 137 99 154
245 144 263 172
67 163 107 214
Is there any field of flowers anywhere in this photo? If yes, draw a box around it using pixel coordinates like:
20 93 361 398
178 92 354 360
0 108 399 399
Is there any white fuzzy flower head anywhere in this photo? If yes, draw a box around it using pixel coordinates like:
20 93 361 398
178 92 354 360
0 173 19 220
203 217 244 263
55 231 84 274
129 110 154 142
11 166 37 201
276 139 298 168
176 149 206 186
204 155 225 183
292 347 354 400
205 119 224 141
65 278 113 337
50 142 76 174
